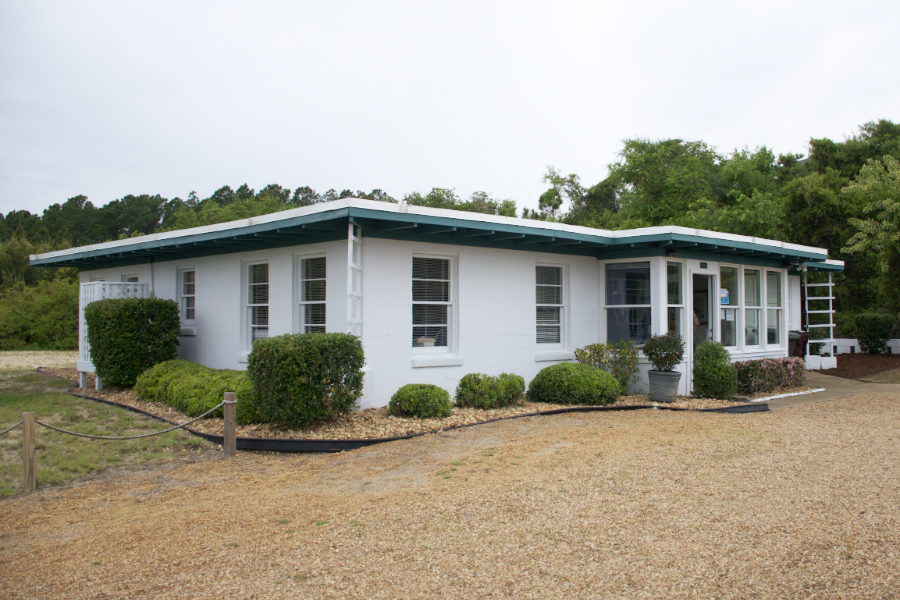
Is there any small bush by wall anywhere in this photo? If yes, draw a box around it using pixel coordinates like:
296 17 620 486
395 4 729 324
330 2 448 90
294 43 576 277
855 313 897 354
527 363 620 405
574 341 639 391
693 341 738 399
389 384 453 419
135 360 261 425
455 373 525 409
84 298 181 387
734 357 805 395
248 333 364 427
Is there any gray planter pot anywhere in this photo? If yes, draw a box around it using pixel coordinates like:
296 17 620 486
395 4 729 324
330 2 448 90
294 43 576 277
648 370 681 403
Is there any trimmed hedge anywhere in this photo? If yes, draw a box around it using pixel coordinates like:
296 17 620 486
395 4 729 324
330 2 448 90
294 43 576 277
84 298 181 387
247 333 365 427
855 313 896 354
135 360 261 425
389 384 453 419
527 363 620 405
734 357 805 395
574 341 640 391
693 341 737 399
455 373 525 409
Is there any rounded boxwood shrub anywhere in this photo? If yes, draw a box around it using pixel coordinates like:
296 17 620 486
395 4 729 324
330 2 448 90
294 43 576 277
84 297 181 387
455 373 525 409
135 360 261 425
855 313 897 354
693 341 738 399
527 363 620 405
389 384 453 419
248 333 365 427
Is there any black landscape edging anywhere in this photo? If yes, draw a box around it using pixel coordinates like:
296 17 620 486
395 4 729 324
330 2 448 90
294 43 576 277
39 368 769 453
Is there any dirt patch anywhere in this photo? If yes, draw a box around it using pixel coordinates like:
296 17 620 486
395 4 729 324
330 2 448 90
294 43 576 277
820 352 900 379
1 392 899 599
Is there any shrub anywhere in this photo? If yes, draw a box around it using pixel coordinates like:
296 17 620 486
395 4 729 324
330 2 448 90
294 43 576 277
135 360 261 425
389 384 453 419
693 341 738 399
0 279 79 350
84 298 181 386
575 341 640 391
734 357 805 395
248 333 364 427
855 313 896 354
527 363 620 405
642 332 685 372
455 373 525 409
807 326 830 356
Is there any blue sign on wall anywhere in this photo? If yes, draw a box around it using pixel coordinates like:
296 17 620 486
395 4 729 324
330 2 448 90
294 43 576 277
720 289 729 304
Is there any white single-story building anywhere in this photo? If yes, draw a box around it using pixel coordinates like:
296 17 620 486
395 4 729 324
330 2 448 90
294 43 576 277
30 199 843 406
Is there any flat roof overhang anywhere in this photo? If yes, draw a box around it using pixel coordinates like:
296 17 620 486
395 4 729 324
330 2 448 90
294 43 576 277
29 200 839 271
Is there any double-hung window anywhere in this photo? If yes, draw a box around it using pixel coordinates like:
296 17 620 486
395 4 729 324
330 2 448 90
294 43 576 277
766 271 782 345
605 262 652 345
536 265 564 344
667 262 683 336
299 257 326 333
180 270 196 322
412 257 450 348
248 263 269 343
720 266 739 347
744 269 762 346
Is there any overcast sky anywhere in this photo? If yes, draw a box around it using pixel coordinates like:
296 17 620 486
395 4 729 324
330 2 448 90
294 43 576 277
1 1 898 217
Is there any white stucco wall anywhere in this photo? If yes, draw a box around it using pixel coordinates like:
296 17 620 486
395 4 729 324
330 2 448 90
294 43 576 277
79 235 792 407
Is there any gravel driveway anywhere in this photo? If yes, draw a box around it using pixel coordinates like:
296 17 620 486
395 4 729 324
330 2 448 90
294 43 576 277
2 392 899 599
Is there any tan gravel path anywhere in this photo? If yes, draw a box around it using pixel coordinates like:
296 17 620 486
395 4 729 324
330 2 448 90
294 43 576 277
1 392 899 599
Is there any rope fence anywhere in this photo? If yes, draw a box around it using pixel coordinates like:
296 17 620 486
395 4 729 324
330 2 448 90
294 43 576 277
4 391 237 494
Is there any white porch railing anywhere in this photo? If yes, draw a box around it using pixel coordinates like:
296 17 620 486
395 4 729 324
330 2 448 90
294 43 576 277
78 282 151 383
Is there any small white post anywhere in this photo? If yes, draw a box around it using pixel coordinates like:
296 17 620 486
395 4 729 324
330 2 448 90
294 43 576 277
95 375 102 391
223 392 236 457
79 372 87 388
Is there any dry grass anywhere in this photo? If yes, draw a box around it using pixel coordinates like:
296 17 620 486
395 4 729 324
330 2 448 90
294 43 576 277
0 351 77 371
1 391 899 599
861 368 900 383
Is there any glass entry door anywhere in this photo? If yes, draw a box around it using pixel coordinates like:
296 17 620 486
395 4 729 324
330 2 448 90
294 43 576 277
692 274 713 349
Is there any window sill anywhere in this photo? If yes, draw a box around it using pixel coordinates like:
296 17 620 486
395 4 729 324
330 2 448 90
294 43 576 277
534 350 575 362
411 355 464 368
178 328 197 336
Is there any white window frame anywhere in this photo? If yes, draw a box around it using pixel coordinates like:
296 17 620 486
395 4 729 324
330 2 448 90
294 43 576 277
666 260 685 338
244 260 269 351
411 253 457 355
535 263 567 348
744 267 763 348
121 273 139 283
719 263 787 352
177 268 196 331
298 255 326 333
719 263 741 349
765 270 785 348
603 261 653 346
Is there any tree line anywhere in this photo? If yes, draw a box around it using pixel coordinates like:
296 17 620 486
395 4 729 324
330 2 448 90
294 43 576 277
1 119 897 349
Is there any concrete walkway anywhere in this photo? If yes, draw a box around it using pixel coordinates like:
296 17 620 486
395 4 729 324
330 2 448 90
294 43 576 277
766 371 900 409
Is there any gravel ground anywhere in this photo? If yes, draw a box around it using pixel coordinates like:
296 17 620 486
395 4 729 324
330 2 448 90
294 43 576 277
1 391 898 599
42 367 779 440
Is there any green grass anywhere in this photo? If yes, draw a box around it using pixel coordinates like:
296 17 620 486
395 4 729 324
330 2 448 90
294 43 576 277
863 368 900 383
0 373 208 496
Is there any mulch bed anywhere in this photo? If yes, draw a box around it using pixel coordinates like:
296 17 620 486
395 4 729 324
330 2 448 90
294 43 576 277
819 352 900 379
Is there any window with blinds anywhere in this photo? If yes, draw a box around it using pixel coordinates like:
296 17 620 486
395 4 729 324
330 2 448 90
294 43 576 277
536 265 563 344
412 257 450 347
300 257 326 333
181 270 195 321
248 263 269 343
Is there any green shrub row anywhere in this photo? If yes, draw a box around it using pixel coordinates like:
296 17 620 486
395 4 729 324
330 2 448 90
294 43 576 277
693 341 738 399
734 357 805 395
247 333 365 427
135 360 261 425
574 341 639 391
454 373 525 409
84 297 181 386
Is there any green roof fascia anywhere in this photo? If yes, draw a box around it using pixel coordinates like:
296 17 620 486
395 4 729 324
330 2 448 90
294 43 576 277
621 232 827 262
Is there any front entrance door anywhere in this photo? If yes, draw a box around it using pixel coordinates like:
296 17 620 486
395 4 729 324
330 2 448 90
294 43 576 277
689 274 714 393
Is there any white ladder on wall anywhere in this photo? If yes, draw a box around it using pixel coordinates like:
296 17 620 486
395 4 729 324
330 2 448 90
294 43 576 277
804 270 834 356
347 223 363 337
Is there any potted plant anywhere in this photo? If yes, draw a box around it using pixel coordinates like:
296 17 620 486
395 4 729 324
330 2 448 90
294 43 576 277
642 332 685 402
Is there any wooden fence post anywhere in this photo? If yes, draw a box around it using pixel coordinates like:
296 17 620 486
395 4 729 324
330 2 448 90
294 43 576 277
223 392 236 457
22 412 35 493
